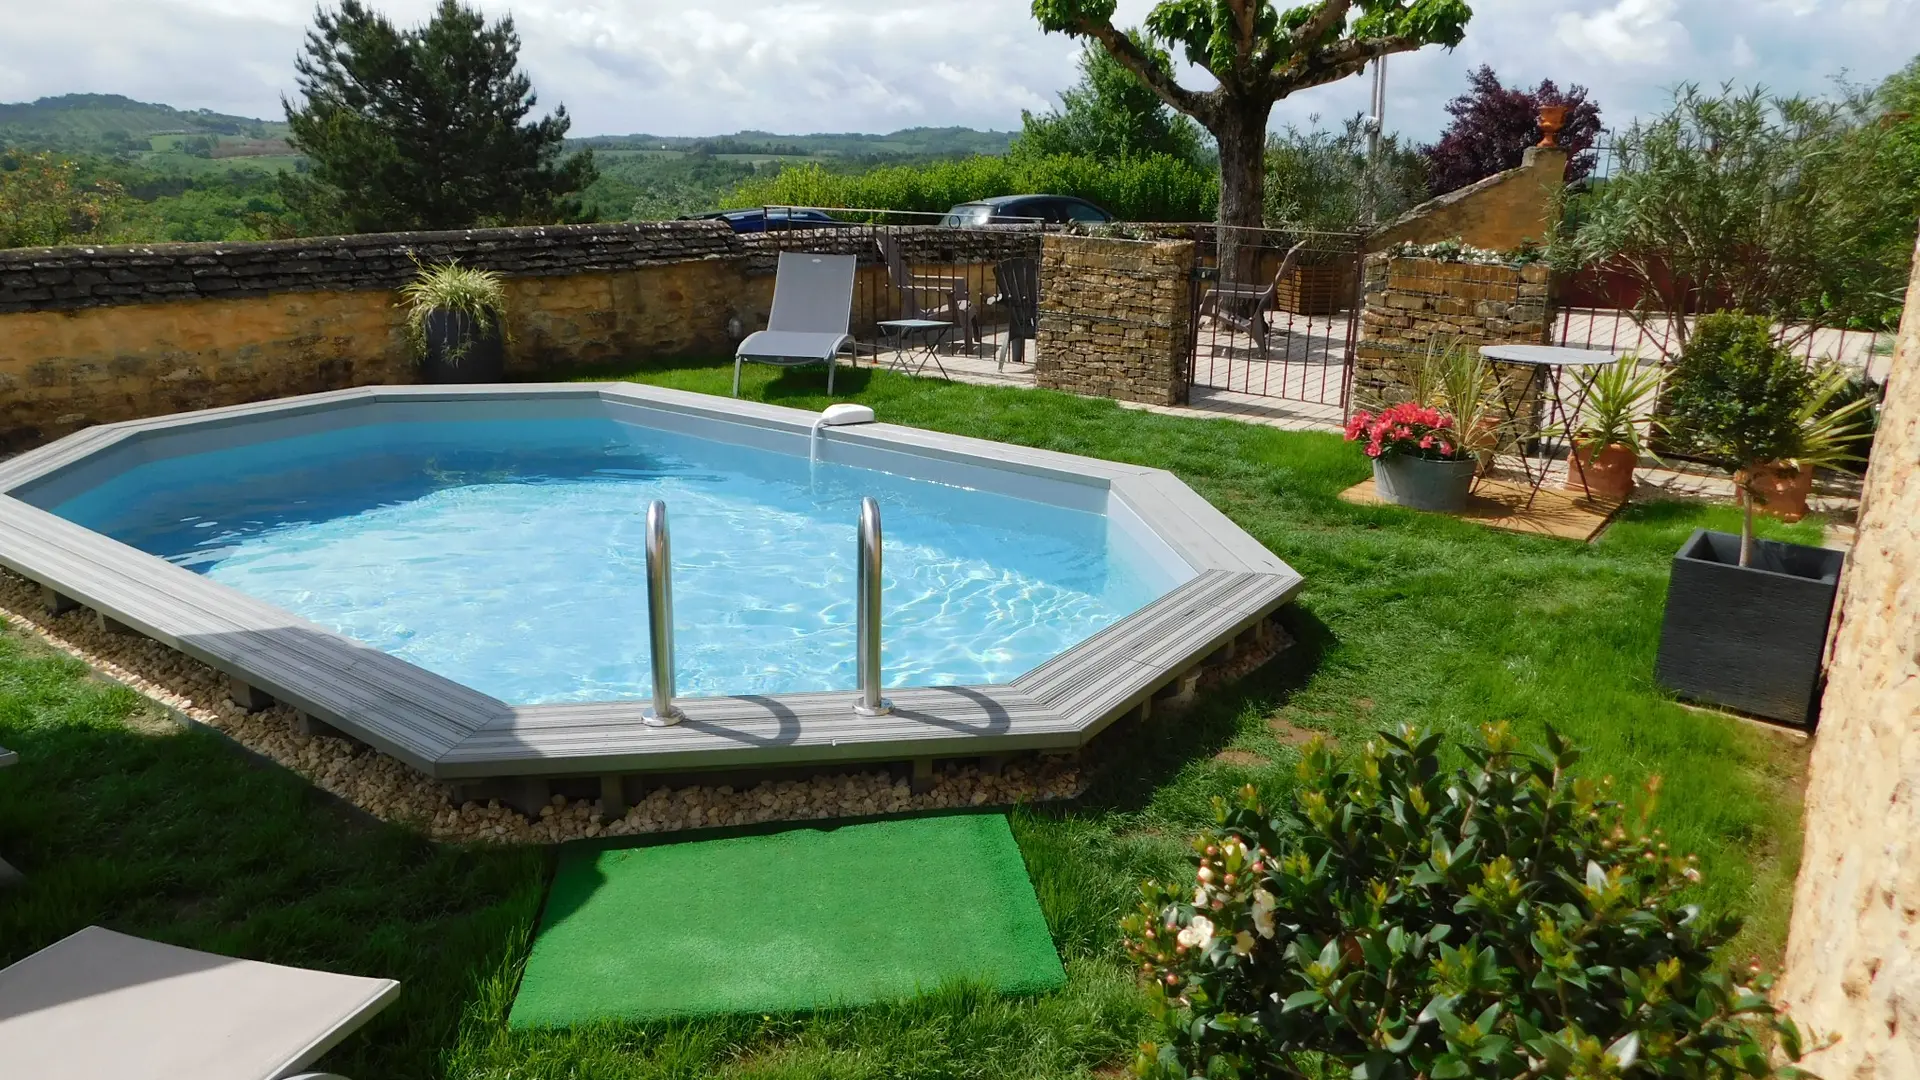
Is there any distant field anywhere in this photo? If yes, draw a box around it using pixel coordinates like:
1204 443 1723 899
132 152 305 176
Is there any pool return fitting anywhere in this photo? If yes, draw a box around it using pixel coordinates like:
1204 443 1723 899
638 493 891 726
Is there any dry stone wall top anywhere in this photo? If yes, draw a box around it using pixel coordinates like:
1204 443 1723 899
0 221 1042 314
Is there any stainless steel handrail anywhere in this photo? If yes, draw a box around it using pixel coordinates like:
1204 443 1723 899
854 496 892 716
642 500 684 727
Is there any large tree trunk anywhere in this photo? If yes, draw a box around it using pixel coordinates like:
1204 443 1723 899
1213 101 1273 285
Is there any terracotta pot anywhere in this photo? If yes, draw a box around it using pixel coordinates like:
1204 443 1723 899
1733 461 1814 522
1564 440 1636 503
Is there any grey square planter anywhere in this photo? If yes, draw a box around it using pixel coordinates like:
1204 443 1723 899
1654 529 1845 727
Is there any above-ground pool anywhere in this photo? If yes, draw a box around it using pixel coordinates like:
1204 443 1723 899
48 415 1177 704
0 385 1301 785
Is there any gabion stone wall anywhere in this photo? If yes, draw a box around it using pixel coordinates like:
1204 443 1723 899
1354 254 1553 413
1035 234 1194 407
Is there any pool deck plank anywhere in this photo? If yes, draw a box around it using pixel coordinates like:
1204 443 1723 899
0 384 1304 784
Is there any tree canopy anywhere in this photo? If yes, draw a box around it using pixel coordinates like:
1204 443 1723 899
1423 65 1603 196
1013 35 1207 166
1032 0 1473 239
280 0 596 234
1266 113 1426 230
0 151 125 248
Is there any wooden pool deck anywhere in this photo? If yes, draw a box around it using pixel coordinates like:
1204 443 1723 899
0 384 1302 788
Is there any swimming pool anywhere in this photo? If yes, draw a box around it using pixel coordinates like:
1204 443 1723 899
48 415 1179 704
0 385 1300 784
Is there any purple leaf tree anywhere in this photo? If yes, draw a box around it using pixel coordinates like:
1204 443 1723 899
1422 65 1603 197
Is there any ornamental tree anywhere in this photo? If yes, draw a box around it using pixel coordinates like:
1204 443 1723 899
1423 64 1603 196
1031 0 1472 263
1123 725 1818 1079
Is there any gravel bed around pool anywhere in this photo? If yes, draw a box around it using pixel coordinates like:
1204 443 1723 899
0 568 1091 844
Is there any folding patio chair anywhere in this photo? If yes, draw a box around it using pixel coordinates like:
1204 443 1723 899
733 252 858 396
1199 238 1310 358
876 233 978 351
0 926 401 1080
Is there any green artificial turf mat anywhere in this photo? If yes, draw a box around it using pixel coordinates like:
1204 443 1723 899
508 813 1065 1026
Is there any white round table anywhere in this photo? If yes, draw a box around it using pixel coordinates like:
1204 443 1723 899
1477 344 1629 506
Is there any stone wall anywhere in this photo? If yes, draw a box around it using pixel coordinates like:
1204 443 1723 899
1034 233 1193 407
1354 254 1553 412
1367 146 1569 253
0 222 1039 450
1777 242 1920 1079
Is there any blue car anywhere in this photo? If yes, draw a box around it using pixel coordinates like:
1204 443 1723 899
693 208 850 233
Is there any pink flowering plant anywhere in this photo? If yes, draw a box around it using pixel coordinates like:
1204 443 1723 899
1122 725 1819 1079
1344 401 1470 462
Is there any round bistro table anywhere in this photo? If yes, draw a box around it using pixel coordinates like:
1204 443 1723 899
1478 344 1628 507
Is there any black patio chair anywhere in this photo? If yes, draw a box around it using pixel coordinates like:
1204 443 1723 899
991 257 1039 370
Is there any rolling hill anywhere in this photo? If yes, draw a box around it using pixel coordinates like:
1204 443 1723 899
0 94 288 152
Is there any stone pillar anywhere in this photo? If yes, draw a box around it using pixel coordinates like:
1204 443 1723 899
1354 254 1553 416
1776 239 1920 1078
1035 234 1194 407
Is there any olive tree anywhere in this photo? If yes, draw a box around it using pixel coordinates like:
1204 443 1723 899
1030 0 1472 264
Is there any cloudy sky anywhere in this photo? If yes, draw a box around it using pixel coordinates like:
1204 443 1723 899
1 0 1915 141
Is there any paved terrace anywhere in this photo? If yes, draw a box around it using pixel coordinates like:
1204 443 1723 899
864 319 1864 528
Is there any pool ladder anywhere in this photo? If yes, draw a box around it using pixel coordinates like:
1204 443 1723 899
640 496 891 726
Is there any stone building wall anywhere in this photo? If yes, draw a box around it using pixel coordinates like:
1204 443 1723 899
1034 233 1194 407
1367 146 1569 253
1354 254 1553 414
1777 243 1920 1079
0 222 1038 450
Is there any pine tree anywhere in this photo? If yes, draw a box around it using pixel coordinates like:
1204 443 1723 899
1014 34 1207 166
281 0 596 233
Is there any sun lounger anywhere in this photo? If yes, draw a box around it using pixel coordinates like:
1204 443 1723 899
0 926 400 1080
733 252 858 396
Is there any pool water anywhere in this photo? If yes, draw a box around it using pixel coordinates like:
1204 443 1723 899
51 418 1177 704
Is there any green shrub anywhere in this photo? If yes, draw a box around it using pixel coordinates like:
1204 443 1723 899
1123 725 1815 1079
720 153 1216 222
1662 314 1812 468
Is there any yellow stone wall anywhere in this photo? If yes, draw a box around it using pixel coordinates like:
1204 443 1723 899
0 221 1038 450
1 289 413 448
1367 147 1570 254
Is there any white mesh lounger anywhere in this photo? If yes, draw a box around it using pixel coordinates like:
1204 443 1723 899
733 251 858 396
0 926 400 1080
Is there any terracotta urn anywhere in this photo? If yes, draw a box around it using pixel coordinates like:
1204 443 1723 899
1733 461 1815 522
1564 440 1636 503
1537 105 1569 148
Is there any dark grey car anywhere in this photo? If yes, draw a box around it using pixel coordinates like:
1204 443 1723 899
941 195 1114 226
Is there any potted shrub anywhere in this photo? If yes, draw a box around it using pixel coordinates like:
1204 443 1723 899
1653 313 1870 726
1729 365 1872 521
1408 335 1506 473
1564 354 1663 503
1345 400 1476 512
1124 725 1818 1079
401 259 509 384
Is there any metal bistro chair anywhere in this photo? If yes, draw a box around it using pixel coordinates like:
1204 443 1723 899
876 232 978 352
1199 237 1310 358
990 257 1038 371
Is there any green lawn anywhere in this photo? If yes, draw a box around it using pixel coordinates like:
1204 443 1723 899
0 359 1816 1078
